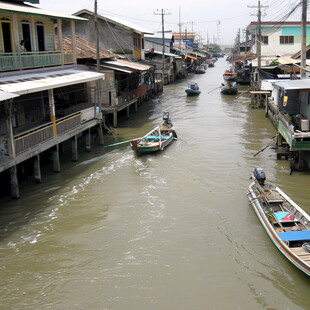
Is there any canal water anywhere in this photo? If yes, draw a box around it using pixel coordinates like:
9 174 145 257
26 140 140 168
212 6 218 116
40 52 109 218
0 59 309 310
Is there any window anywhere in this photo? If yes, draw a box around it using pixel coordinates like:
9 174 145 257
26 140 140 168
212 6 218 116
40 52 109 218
280 36 294 44
261 36 268 45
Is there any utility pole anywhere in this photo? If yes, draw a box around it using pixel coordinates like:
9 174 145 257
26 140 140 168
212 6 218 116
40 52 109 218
244 29 249 54
248 1 268 70
154 9 171 86
178 6 182 48
94 0 101 113
238 28 241 55
95 0 100 72
301 0 307 78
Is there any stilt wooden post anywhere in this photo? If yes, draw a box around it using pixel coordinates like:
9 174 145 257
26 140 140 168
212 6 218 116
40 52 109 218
34 154 41 183
134 101 138 112
113 112 118 127
53 144 61 172
86 128 91 152
72 135 78 161
10 165 20 199
97 124 104 145
126 106 130 118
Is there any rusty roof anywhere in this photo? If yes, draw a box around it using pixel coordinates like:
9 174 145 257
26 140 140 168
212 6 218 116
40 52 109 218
56 36 116 60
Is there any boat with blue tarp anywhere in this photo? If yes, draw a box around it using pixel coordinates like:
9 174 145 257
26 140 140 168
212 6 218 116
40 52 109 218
185 83 201 96
130 112 177 156
247 168 310 276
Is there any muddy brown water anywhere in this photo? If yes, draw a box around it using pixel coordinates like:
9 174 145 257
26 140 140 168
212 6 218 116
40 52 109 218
0 59 309 309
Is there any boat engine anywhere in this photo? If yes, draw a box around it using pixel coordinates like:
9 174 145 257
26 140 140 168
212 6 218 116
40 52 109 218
163 111 171 124
254 168 266 185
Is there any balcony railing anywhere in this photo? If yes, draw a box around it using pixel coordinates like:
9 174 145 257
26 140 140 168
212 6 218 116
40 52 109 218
14 122 54 155
0 51 75 72
14 112 81 155
118 89 138 105
56 112 81 135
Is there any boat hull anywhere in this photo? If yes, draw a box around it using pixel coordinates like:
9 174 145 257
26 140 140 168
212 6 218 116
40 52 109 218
221 86 238 95
136 135 174 154
130 122 176 156
247 182 310 276
185 89 201 96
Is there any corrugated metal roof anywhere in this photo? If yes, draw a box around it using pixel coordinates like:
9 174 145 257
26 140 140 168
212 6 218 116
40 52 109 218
145 49 182 58
272 79 310 90
103 59 152 71
74 9 153 34
100 63 133 74
0 2 87 21
0 69 104 95
0 91 19 102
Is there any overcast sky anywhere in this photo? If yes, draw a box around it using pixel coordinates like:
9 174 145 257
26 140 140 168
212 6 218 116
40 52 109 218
37 0 305 46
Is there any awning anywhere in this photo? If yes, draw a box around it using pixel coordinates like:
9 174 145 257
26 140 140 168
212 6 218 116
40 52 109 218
102 59 152 71
145 49 182 58
0 69 104 95
184 55 197 60
0 91 19 102
100 63 133 74
272 79 310 90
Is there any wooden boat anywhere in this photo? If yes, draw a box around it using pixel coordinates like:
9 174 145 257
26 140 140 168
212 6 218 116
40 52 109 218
206 59 214 67
195 66 206 74
247 168 310 276
220 83 238 95
185 83 201 96
130 112 177 156
223 69 236 81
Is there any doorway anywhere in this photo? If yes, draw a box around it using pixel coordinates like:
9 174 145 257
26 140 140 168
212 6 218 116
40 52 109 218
22 22 32 52
1 21 13 53
36 23 45 51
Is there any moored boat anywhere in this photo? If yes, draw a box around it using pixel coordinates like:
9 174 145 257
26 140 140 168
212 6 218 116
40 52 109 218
130 112 177 156
220 82 238 95
247 168 310 276
223 69 236 81
185 83 201 96
195 66 206 74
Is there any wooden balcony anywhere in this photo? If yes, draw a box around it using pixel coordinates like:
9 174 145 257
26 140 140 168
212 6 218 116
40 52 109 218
14 122 54 155
14 112 81 155
56 112 81 135
0 51 75 72
118 89 138 105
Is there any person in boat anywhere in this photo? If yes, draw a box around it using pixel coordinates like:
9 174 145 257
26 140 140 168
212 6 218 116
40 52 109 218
194 83 198 90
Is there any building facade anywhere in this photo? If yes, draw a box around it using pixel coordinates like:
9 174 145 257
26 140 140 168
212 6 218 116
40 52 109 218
0 0 105 198
247 21 310 57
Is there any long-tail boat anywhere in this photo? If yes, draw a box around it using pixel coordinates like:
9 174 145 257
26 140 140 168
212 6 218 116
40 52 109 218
130 112 177 156
247 168 310 276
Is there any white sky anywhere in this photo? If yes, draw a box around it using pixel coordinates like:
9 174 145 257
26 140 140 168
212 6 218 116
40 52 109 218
37 0 305 46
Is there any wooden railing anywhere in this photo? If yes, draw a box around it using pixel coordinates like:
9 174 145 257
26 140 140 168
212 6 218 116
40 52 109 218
118 89 138 105
56 112 81 135
0 51 75 72
14 112 81 155
14 122 54 155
